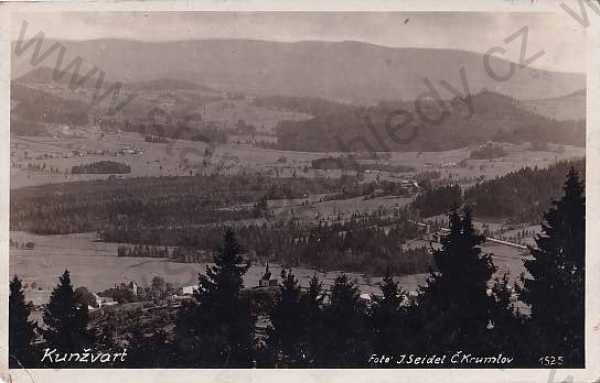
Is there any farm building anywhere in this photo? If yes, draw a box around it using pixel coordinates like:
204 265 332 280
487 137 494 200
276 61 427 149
179 285 199 296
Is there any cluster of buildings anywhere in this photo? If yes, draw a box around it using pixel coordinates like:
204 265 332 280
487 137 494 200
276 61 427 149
68 146 144 158
145 135 170 143
90 293 118 310
115 146 144 156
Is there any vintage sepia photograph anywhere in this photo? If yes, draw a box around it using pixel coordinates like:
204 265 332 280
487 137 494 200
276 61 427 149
3 4 595 377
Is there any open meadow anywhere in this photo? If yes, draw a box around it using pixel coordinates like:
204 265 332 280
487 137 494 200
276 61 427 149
10 130 584 189
10 228 528 306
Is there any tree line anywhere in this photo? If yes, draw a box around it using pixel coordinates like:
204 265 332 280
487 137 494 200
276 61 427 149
411 184 462 218
71 161 131 175
469 143 507 159
10 174 356 234
9 167 585 368
409 158 584 223
464 159 585 223
105 213 431 277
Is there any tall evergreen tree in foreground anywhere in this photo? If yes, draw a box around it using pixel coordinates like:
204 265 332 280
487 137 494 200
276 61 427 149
370 268 409 355
127 325 173 368
486 272 528 360
266 269 307 366
42 270 94 359
174 228 255 367
318 274 370 367
417 207 496 352
299 274 325 366
520 167 585 366
9 275 37 368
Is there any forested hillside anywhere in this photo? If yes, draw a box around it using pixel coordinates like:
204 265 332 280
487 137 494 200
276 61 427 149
11 83 89 135
464 158 585 222
270 91 585 152
412 184 462 218
10 175 354 234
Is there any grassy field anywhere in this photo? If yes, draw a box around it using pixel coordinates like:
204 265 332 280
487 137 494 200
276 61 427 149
10 132 567 307
10 131 584 190
11 132 329 189
10 229 530 306
10 231 430 306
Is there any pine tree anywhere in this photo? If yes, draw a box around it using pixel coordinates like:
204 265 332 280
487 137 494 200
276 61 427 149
485 273 527 361
299 274 325 366
319 274 370 367
174 228 255 367
127 323 173 368
9 275 37 368
519 168 585 366
93 311 120 359
266 269 306 366
42 270 94 359
370 268 407 355
417 207 496 352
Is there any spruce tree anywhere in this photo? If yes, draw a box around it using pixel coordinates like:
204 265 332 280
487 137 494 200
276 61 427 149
127 325 173 368
486 273 527 361
299 274 325 366
319 274 370 367
417 207 496 352
370 268 407 355
93 311 119 359
266 269 306 366
174 228 255 367
519 167 585 366
9 275 37 368
42 270 94 360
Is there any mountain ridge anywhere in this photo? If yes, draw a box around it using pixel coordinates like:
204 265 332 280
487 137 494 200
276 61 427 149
12 38 585 103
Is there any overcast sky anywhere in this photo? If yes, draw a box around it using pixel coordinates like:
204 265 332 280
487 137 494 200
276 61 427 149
12 11 586 73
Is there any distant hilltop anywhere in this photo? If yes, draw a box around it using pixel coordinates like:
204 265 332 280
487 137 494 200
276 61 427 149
12 38 585 104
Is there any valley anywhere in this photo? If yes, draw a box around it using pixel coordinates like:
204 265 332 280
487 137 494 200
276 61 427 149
9 38 586 309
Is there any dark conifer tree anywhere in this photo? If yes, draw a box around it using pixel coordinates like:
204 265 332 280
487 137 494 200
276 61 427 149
42 270 94 361
417 207 496 352
370 268 407 355
266 269 306 366
519 168 585 366
485 273 528 362
174 228 255 367
93 312 120 359
127 325 173 368
318 274 370 367
299 274 325 366
9 275 37 368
